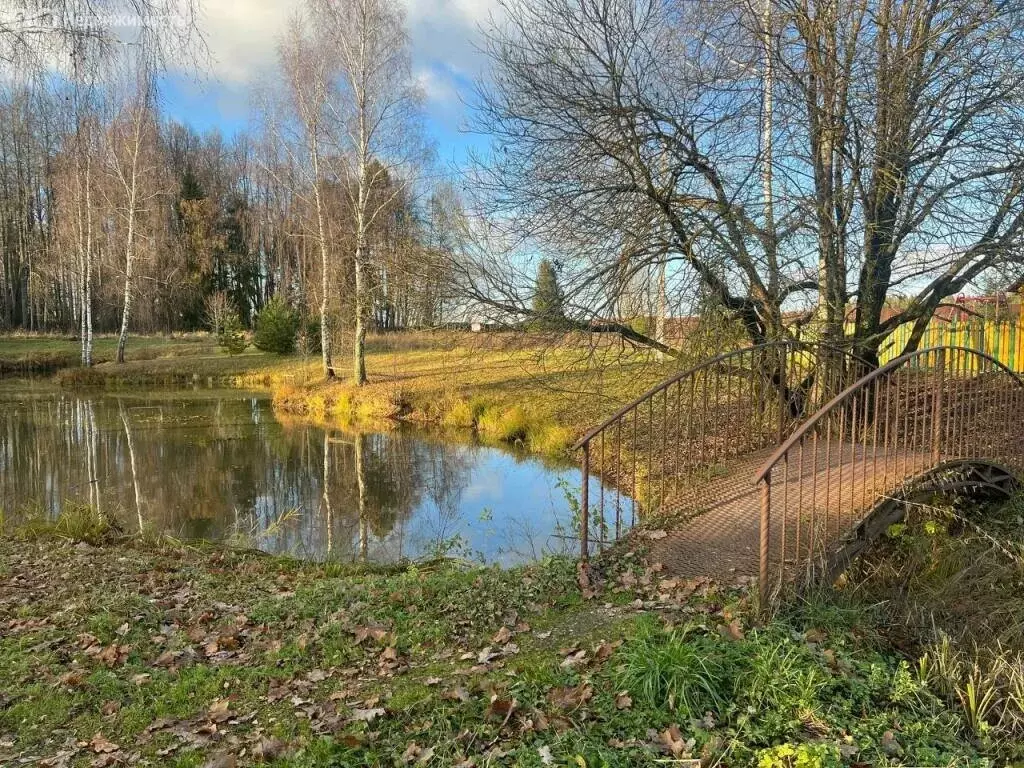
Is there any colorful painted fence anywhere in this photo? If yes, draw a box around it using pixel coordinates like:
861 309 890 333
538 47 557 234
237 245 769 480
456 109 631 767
879 312 1024 372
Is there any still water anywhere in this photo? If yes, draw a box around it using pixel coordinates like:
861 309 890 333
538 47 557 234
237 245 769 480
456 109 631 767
0 387 593 565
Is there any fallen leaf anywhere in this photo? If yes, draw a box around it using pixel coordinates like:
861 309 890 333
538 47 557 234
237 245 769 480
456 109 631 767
594 640 620 663
201 753 237 768
350 707 386 723
717 618 744 641
353 626 389 645
548 684 594 711
559 648 588 668
658 725 694 758
443 687 471 703
100 701 121 716
59 671 85 688
615 691 633 710
252 737 285 762
485 695 516 724
89 733 119 754
208 699 234 723
491 626 512 644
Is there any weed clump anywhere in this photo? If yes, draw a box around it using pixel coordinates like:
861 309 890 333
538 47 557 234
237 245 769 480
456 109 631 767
15 502 120 544
477 405 533 444
618 622 740 717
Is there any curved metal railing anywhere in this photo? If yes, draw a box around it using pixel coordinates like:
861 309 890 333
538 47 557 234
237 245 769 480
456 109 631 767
753 346 1024 602
575 340 871 559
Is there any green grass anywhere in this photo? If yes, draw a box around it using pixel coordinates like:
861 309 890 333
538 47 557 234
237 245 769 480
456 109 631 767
834 495 1024 757
0 333 218 370
0 516 1003 768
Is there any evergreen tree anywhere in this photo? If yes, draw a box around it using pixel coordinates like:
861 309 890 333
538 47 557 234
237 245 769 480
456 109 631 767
532 259 565 327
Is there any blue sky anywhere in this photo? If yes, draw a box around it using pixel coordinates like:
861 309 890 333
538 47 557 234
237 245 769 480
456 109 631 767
159 0 496 168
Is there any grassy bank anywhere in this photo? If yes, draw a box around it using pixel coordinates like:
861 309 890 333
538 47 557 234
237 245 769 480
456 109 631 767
0 334 239 377
2 501 1019 767
262 333 679 457
5 331 683 457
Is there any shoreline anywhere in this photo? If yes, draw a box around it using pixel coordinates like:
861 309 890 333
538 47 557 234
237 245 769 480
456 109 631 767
2 331 679 460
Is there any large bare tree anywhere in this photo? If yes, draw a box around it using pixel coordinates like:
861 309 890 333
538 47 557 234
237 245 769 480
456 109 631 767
468 0 1024 364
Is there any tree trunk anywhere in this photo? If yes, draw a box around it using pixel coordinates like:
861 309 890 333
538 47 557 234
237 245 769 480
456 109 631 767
310 139 334 379
353 241 367 385
655 259 667 362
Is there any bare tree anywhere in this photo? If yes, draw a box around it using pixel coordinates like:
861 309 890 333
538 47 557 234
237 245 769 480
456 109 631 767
316 0 424 385
275 13 340 377
0 0 206 72
469 0 1024 364
103 69 161 363
779 0 1024 362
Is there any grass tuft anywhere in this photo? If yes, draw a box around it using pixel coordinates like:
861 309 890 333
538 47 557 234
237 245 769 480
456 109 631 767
16 502 120 544
616 619 740 717
476 404 533 444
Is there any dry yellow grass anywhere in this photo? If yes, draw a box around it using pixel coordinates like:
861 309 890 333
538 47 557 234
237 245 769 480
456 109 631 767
256 331 681 456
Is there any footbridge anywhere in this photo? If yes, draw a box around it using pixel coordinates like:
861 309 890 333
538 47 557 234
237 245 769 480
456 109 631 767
574 342 1024 603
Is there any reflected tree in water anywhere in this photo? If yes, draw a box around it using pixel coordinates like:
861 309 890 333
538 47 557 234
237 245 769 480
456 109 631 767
0 392 584 564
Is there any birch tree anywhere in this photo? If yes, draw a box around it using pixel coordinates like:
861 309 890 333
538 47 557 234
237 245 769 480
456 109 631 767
67 40 103 365
104 72 161 363
316 0 424 385
276 15 339 377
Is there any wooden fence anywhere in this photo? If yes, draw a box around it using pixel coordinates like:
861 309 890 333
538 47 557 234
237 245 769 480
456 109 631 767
879 311 1024 372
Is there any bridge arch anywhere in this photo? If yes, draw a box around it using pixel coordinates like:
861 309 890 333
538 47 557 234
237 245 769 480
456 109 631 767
822 459 1020 584
754 346 1024 603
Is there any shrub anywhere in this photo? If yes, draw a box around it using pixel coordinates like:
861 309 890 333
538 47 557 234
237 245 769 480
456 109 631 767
218 311 248 355
253 297 300 355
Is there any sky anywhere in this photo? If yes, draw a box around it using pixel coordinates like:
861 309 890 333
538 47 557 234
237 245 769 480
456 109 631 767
159 0 498 169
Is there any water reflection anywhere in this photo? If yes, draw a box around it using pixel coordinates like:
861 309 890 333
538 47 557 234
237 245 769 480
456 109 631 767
0 388 594 565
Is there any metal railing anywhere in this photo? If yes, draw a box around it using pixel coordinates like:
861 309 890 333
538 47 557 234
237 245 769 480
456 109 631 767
753 346 1024 603
574 341 870 562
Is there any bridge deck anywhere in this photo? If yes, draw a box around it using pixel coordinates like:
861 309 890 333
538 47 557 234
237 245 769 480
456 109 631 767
647 442 933 581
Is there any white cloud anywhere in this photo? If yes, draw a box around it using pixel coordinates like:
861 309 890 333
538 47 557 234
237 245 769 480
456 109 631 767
196 0 299 83
166 0 495 153
194 0 494 99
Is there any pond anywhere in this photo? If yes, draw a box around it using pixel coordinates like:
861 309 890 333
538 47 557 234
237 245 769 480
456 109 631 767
0 386 601 566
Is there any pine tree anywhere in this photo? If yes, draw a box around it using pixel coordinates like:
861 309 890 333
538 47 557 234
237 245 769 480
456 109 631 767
532 259 565 327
